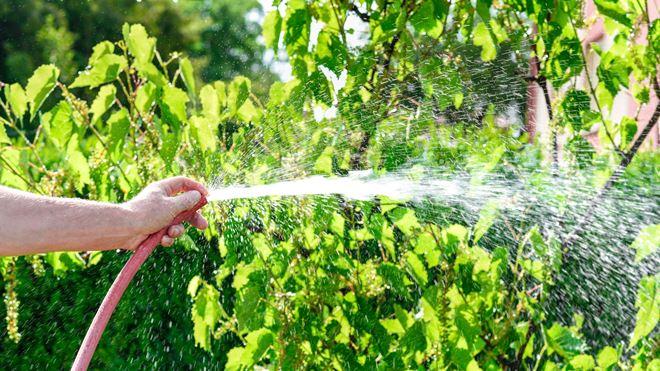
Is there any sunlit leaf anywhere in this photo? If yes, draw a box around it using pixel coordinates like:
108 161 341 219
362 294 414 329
593 0 632 28
545 323 585 358
227 76 251 116
200 84 220 120
90 84 116 125
473 22 496 61
629 274 659 348
4 83 27 118
135 81 157 116
263 10 282 53
107 108 130 161
25 64 59 116
66 133 91 191
161 85 189 124
70 54 127 88
123 23 156 65
314 146 334 175
180 57 196 96
632 224 659 263
473 200 499 244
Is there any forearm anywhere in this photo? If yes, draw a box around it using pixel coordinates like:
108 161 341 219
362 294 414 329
0 186 141 255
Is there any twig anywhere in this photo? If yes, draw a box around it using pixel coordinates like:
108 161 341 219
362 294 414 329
562 79 660 249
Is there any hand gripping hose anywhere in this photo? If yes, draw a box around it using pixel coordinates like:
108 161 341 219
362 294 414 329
72 196 207 371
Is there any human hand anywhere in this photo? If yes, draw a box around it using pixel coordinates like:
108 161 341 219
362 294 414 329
125 177 209 248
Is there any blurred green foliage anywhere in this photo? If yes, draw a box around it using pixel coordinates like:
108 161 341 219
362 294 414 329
0 0 275 94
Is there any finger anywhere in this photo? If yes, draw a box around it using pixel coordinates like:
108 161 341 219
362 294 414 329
157 176 209 197
161 235 174 247
170 190 202 214
187 211 208 230
167 224 185 238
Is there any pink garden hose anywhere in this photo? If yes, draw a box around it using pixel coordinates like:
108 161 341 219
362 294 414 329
72 196 207 370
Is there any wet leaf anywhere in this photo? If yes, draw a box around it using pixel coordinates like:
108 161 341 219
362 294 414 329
632 224 659 263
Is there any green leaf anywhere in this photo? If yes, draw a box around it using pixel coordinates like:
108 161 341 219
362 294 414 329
200 84 220 120
70 54 127 88
159 131 180 164
593 0 632 28
0 148 28 189
315 31 346 75
473 200 499 244
43 101 74 149
390 207 421 237
134 62 168 87
632 224 659 263
0 120 9 144
619 116 638 148
330 212 345 236
135 82 158 115
629 274 659 348
473 22 496 62
569 355 595 370
284 3 311 56
90 84 116 125
88 41 115 65
405 251 428 286
561 90 591 130
123 23 156 65
236 99 260 122
4 83 27 118
107 109 130 160
192 283 222 350
161 85 189 124
225 348 246 371
180 57 196 96
190 115 218 152
187 276 202 297
410 0 445 38
263 10 282 52
214 81 227 109
380 318 405 335
227 76 251 116
45 252 85 276
596 346 618 369
545 323 585 358
66 134 91 192
314 146 334 175
226 329 274 370
25 64 60 116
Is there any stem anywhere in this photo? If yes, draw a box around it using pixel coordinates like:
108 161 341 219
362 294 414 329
562 79 659 249
0 153 44 194
566 9 623 156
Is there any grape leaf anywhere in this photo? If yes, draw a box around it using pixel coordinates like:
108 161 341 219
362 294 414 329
632 224 659 263
200 84 220 120
70 54 127 88
190 115 218 153
65 134 91 192
263 10 282 53
123 23 156 66
629 274 659 348
473 22 496 62
180 57 195 97
472 200 499 244
4 83 27 118
90 84 116 125
25 64 59 116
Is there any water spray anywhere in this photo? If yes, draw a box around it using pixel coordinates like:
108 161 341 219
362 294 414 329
72 196 208 371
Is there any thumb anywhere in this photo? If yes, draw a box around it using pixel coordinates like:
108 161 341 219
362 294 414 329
170 190 202 214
